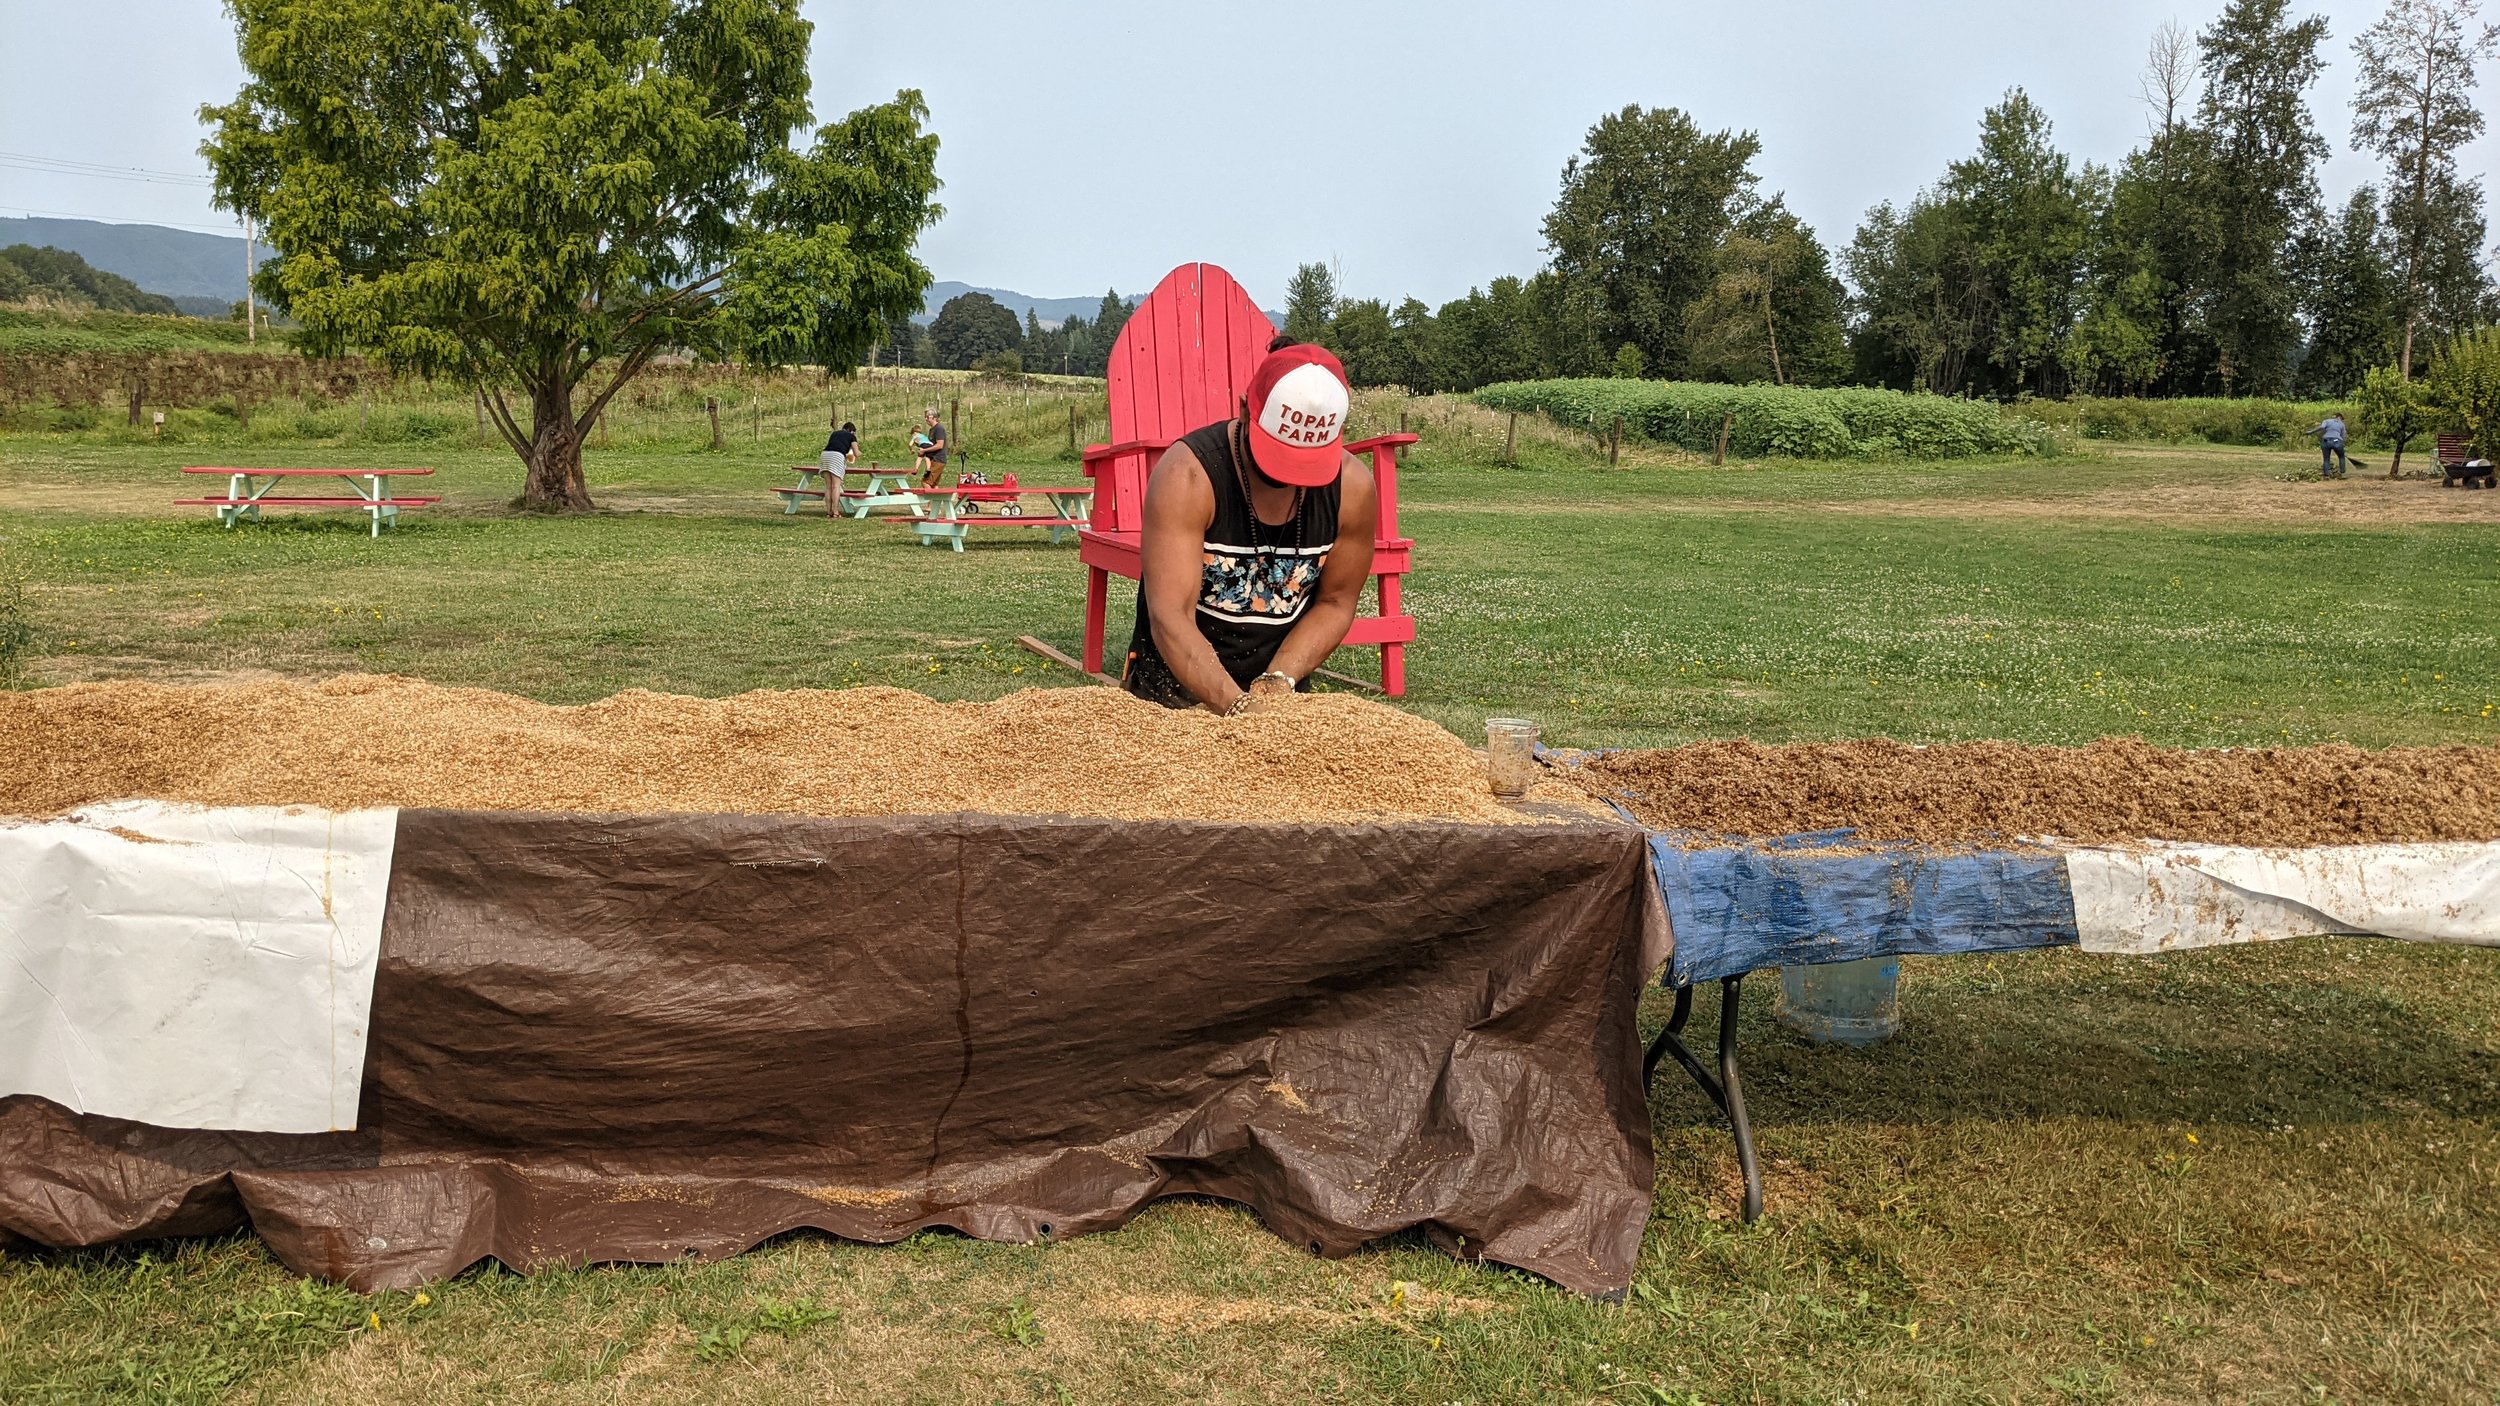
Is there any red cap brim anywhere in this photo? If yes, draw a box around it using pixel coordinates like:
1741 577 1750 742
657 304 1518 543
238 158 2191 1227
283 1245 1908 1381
1246 422 1344 488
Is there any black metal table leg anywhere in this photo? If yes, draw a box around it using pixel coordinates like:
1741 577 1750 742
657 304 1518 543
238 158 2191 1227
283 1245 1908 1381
1640 973 1763 1223
1717 974 1762 1222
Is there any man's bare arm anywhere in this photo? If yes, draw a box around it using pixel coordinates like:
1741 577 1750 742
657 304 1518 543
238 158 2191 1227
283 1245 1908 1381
1137 442 1242 713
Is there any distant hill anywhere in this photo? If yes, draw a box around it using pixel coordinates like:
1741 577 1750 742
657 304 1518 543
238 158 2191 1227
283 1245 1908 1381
0 217 269 304
0 217 1279 335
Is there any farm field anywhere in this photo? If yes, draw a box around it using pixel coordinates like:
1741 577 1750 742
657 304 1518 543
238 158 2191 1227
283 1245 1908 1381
2 423 2498 1402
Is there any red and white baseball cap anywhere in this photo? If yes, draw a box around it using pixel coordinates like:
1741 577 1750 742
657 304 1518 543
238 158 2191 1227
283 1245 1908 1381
1244 343 1351 487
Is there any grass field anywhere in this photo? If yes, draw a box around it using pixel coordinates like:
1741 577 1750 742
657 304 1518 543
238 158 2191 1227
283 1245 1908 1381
2 412 2498 1403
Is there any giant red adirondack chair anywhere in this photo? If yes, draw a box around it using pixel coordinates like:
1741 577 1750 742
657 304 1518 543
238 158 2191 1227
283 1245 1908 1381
1078 263 1418 694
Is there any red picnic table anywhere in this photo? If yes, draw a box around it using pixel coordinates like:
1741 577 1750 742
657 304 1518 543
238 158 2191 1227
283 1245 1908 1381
892 482 1093 551
178 467 439 537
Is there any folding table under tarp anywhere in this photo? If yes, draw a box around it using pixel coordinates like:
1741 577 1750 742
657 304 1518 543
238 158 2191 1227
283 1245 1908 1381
1627 827 2500 1223
0 805 1666 1299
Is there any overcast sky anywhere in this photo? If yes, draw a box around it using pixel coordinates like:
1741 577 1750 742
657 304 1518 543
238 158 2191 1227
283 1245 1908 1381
4 0 2493 308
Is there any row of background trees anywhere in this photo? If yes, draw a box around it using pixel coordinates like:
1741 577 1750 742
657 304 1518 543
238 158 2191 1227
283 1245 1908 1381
877 288 1136 376
1271 0 2496 400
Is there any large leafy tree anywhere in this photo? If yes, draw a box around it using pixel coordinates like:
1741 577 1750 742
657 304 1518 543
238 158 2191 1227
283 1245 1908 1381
1844 197 1988 393
1942 90 2096 396
1282 262 1338 343
2292 187 2399 395
1323 297 1400 388
2427 325 2500 457
2194 0 2331 396
2085 132 2223 394
927 291 1020 369
1424 277 1544 393
2351 0 2500 374
2078 24 2227 394
202 0 942 511
1542 105 1761 380
1687 198 1849 386
1084 289 1132 375
1388 297 1440 393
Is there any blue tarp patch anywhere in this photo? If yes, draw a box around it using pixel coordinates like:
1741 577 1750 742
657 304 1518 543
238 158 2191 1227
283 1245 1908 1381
1648 830 2082 986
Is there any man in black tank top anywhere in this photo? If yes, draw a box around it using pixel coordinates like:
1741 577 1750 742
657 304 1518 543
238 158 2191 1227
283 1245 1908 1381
1124 340 1379 713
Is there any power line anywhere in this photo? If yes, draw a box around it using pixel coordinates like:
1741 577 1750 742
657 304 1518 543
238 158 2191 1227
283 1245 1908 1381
0 149 216 187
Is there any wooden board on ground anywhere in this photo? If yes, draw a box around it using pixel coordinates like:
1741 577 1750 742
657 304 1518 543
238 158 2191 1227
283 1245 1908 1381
1015 635 1115 686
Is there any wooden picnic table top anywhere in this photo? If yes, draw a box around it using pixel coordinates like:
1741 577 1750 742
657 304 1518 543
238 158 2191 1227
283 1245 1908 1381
183 465 435 477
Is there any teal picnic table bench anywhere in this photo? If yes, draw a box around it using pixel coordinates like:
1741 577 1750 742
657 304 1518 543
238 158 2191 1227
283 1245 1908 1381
774 458 923 517
177 466 439 537
892 482 1093 552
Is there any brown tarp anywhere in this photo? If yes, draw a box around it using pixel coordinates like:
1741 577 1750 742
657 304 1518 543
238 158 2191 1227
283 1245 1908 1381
0 809 1661 1297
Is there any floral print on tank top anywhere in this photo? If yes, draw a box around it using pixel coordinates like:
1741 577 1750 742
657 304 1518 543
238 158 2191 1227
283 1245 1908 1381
1197 541 1330 626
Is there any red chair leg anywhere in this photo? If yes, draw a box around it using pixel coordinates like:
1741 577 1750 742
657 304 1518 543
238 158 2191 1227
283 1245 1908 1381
1083 566 1109 675
1375 569 1406 697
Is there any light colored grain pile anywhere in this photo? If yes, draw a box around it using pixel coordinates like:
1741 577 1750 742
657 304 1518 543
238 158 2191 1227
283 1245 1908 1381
1579 737 2500 847
0 674 1543 826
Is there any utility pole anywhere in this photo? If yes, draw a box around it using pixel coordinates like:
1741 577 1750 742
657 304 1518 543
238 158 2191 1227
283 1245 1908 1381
243 215 258 343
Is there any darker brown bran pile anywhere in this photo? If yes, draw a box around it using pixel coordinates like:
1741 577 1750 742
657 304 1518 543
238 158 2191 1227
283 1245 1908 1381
1577 737 2500 846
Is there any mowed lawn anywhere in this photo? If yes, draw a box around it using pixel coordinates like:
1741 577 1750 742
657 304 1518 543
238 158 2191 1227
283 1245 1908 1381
1 431 2497 1403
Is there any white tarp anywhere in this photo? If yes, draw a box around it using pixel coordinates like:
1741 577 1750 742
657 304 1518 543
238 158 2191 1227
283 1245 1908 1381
0 802 397 1133
2064 840 2500 955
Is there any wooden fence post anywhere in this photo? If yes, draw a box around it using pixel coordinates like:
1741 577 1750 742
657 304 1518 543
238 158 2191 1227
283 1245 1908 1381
1068 404 1078 453
236 392 251 431
127 378 142 427
1609 414 1621 467
1713 411 1734 466
949 397 960 457
1503 411 1517 465
706 396 722 450
475 389 488 444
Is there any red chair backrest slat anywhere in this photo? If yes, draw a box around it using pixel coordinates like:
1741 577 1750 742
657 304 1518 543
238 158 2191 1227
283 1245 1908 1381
1094 263 1276 533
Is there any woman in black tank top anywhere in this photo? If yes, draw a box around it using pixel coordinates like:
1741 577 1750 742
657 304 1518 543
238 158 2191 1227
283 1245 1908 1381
1124 387 1379 713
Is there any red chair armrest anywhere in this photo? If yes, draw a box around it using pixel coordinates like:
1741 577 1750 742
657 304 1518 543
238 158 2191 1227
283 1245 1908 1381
1081 438 1176 465
1345 433 1420 454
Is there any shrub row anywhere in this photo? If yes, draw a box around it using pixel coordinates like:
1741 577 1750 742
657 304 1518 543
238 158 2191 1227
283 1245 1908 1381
1471 379 2056 460
0 349 376 412
2009 395 2355 448
0 307 264 355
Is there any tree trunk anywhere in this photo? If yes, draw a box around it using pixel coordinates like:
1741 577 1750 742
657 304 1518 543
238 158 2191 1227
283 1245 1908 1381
2399 51 2435 380
521 380 594 512
1761 288 1784 386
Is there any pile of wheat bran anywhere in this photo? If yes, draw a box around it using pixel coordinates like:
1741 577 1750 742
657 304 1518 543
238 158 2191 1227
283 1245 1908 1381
0 675 1544 826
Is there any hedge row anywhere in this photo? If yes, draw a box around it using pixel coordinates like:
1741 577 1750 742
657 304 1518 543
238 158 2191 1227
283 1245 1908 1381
0 307 265 356
2005 395 2354 448
1471 379 2055 460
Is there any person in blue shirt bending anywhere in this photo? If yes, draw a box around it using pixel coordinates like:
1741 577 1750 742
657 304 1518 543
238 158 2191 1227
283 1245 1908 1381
2307 415 2349 479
